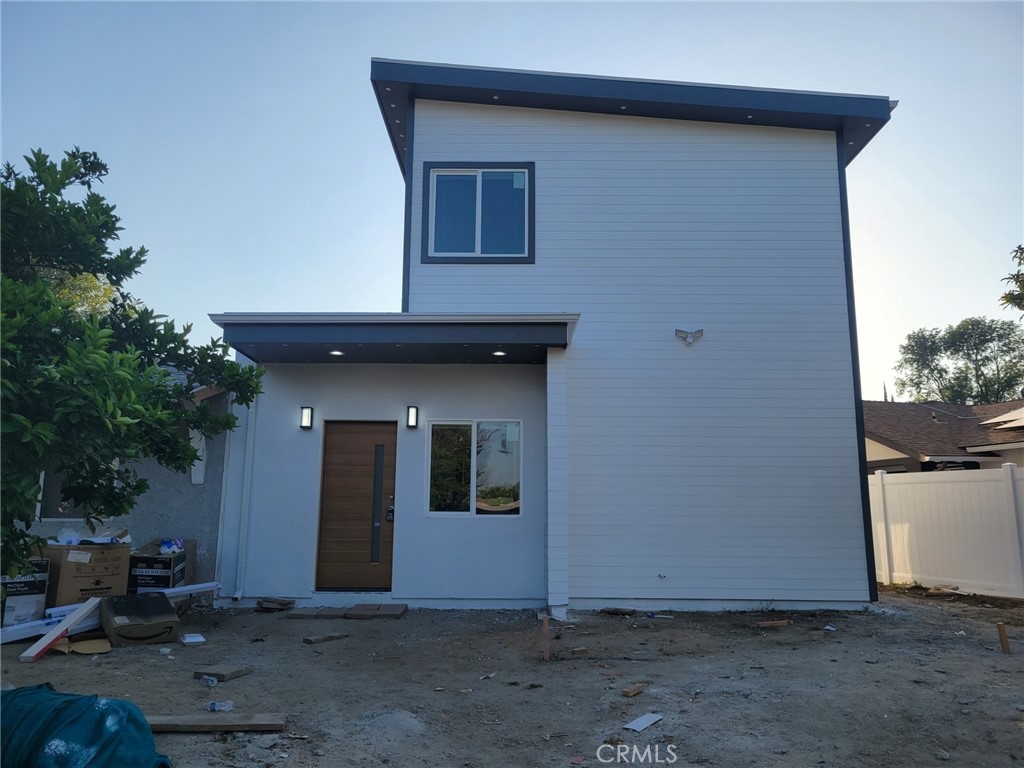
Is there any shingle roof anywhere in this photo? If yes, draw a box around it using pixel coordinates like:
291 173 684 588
863 399 1024 459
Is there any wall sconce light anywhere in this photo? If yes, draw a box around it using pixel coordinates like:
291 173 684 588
406 405 419 429
299 407 314 430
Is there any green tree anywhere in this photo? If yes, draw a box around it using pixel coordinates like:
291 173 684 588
894 317 1024 404
1 148 263 576
1001 244 1024 315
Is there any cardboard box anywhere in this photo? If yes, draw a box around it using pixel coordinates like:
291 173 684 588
100 592 180 645
128 539 196 594
42 542 130 608
1 559 50 626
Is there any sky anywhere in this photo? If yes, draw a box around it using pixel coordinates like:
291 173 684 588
2 1 1021 401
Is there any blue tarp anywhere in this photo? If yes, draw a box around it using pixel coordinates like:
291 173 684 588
1 683 170 768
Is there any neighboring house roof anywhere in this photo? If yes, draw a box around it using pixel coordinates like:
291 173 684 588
863 399 1024 461
369 58 897 176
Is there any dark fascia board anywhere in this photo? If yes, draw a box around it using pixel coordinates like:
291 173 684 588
210 313 578 365
371 58 895 177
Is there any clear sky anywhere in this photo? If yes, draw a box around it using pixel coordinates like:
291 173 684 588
3 1 1021 401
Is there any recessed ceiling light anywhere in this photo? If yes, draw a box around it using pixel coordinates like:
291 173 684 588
848 141 855 145
620 106 627 110
394 119 401 124
329 350 344 356
492 351 507 357
390 104 396 108
746 115 754 119
865 123 872 127
399 134 405 138
385 87 391 92
492 95 500 100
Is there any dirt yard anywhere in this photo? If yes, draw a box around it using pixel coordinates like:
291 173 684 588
3 588 1023 768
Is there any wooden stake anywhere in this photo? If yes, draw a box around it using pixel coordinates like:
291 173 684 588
542 616 550 662
997 622 1011 654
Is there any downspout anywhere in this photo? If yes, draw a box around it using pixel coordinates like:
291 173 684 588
233 394 260 600
213 408 232 591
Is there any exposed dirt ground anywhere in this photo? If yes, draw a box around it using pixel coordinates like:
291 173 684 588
3 588 1023 768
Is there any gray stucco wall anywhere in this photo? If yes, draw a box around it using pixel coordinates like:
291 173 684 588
31 393 230 585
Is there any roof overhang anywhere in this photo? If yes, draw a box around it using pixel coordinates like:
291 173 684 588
371 58 895 176
864 431 920 461
209 312 579 365
964 441 1024 454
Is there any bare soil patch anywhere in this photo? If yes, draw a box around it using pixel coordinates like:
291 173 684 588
3 592 1023 767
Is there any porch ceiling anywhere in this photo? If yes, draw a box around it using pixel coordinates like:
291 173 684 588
209 312 579 365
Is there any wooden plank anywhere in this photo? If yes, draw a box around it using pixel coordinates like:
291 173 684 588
193 665 253 682
622 683 647 698
146 713 287 732
302 633 348 645
756 619 794 628
1 613 101 645
19 598 101 663
343 604 379 620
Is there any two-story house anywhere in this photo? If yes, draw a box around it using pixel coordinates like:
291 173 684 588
212 59 895 616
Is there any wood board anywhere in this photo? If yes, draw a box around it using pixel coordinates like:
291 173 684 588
19 598 101 663
146 713 287 732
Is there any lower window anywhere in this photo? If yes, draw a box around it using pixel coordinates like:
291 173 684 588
428 421 522 515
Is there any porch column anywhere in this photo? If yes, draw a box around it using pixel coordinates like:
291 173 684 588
546 348 569 619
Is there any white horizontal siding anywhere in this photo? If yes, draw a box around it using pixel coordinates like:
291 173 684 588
408 100 867 604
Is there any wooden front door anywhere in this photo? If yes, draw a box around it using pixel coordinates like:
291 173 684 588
316 421 397 591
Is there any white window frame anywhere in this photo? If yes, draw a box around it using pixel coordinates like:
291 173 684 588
425 419 524 519
426 166 531 260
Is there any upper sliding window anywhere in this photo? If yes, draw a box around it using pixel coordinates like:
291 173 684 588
423 162 535 264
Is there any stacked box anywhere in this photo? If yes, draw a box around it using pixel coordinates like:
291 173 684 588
42 543 130 608
1 559 50 626
128 539 196 594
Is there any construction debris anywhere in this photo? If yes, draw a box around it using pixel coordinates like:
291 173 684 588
623 713 662 732
622 683 647 698
20 598 101 663
192 666 253 682
302 633 348 645
145 713 287 733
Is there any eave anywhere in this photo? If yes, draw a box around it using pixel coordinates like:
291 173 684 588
210 312 579 365
370 58 895 177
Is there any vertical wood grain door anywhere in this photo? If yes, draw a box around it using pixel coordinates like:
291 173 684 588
316 421 397 591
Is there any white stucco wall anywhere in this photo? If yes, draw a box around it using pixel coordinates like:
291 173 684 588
218 364 547 606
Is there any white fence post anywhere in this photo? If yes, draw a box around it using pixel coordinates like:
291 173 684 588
1002 463 1024 594
877 470 894 584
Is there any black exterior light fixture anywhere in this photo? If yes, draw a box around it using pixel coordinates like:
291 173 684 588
406 405 419 429
299 407 314 430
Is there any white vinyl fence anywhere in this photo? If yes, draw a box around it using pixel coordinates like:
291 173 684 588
869 464 1024 599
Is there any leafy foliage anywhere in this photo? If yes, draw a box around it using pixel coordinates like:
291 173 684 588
894 317 1024 404
1 149 263 576
1001 244 1024 315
